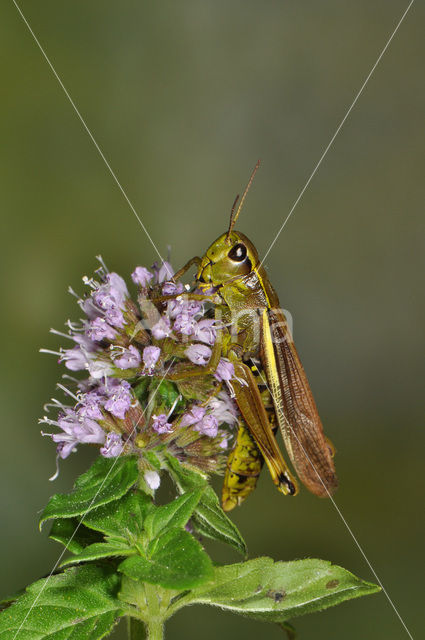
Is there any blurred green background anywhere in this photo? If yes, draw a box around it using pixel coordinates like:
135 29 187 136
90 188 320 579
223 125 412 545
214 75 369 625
0 1 423 638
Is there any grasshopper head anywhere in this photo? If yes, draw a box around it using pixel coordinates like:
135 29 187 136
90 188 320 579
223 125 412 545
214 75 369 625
197 162 261 287
197 231 259 286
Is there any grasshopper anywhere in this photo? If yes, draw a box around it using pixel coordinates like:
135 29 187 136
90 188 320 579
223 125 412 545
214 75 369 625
169 162 338 510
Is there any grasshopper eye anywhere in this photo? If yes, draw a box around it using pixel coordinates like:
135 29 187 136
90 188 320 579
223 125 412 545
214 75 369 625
228 243 247 262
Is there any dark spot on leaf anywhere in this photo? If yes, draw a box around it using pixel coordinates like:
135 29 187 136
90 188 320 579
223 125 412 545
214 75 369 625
255 584 263 593
267 589 286 603
326 579 339 589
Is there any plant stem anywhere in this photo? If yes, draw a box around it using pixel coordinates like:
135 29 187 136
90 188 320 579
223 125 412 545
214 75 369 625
141 582 165 640
146 619 164 640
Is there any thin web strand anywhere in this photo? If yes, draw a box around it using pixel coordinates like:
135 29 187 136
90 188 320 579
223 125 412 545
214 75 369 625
10 2 415 637
260 0 415 268
11 361 175 640
12 0 173 278
255 368 414 640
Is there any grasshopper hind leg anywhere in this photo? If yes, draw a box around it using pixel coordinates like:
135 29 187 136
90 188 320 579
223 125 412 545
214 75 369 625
221 359 297 511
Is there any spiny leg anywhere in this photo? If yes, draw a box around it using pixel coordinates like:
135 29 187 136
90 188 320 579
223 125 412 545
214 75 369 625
172 256 202 282
228 359 298 497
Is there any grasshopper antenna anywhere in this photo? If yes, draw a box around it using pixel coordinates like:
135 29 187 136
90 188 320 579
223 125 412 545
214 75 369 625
226 159 260 243
229 193 240 223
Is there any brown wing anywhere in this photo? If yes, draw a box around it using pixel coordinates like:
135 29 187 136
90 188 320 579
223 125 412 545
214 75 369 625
260 308 338 497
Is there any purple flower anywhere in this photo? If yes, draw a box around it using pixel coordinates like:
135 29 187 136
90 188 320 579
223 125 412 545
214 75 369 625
43 255 243 474
55 439 78 460
87 317 117 341
105 272 128 305
195 414 219 438
59 346 87 371
207 391 238 425
104 306 125 329
155 261 174 283
174 312 196 336
144 470 160 490
73 332 98 352
100 433 124 458
46 409 106 459
186 343 212 366
180 405 206 427
112 345 141 369
162 282 184 296
45 413 79 459
184 300 203 316
104 380 132 419
193 319 216 345
80 297 102 320
91 273 127 328
86 358 114 379
71 418 106 444
166 299 183 319
165 296 184 320
151 413 173 434
132 266 153 288
93 289 117 311
214 359 235 382
143 345 161 372
151 315 172 340
77 391 104 420
170 297 201 321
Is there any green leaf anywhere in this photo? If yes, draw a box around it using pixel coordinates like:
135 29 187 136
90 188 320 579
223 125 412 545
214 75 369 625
40 456 139 527
0 592 25 613
165 454 246 556
61 542 136 567
82 491 153 543
183 557 380 622
143 451 161 471
144 490 203 539
155 380 184 411
119 528 213 590
0 565 124 640
49 518 103 554
192 485 247 556
188 557 271 602
176 374 217 403
132 377 150 403
165 453 206 489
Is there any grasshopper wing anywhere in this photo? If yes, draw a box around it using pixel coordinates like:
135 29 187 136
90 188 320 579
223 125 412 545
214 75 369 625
260 308 338 497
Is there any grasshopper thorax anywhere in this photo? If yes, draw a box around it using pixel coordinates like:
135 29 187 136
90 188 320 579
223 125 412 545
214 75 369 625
197 231 259 287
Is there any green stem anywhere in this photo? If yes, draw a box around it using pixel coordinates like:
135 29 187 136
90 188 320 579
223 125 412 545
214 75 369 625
122 579 169 639
142 583 166 640
146 619 164 640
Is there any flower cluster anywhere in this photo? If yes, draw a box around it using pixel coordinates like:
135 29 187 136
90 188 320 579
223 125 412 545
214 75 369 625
40 256 239 488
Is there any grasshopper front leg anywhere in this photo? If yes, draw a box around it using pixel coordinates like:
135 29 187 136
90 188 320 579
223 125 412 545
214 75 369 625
151 292 221 305
172 256 202 282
